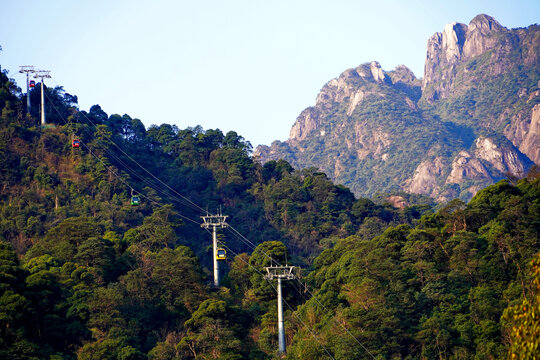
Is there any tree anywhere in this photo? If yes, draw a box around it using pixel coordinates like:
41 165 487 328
125 205 181 255
249 241 288 301
88 104 108 124
26 216 102 264
503 253 540 359
75 236 115 281
0 241 39 359
177 299 244 360
149 246 205 313
86 284 125 337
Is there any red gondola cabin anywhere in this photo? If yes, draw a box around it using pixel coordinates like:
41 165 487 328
29 80 36 88
72 139 81 148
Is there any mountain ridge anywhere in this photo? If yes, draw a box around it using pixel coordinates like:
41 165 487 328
255 14 539 201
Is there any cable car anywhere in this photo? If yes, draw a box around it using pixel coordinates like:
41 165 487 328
72 139 80 148
130 189 140 206
131 195 140 206
29 80 35 88
216 248 226 260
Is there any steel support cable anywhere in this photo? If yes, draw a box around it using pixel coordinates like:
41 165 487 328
47 94 370 358
72 119 204 214
95 143 199 214
75 109 207 214
47 98 309 288
225 226 282 267
80 137 201 227
35 83 205 215
215 240 336 360
52 97 293 269
47 97 205 215
288 278 312 303
46 95 287 253
99 146 203 214
75 127 171 199
45 95 164 198
45 94 202 227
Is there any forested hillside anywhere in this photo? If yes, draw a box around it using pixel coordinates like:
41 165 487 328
0 63 539 360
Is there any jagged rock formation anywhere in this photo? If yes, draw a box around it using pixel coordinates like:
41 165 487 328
255 14 539 201
423 15 506 101
289 61 392 142
506 102 540 164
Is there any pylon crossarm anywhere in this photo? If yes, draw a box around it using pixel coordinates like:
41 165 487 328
34 70 51 79
264 265 295 280
19 65 35 73
200 215 228 228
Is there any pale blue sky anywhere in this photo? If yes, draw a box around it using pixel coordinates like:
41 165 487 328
1 0 539 147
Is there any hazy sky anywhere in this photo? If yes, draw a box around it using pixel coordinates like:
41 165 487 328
1 0 539 147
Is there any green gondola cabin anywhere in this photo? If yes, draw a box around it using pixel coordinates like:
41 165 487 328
131 195 140 206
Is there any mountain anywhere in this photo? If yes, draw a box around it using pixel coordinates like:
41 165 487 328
255 14 539 201
1 50 539 359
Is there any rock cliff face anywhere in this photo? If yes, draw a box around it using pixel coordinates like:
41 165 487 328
255 14 539 201
289 62 389 142
505 102 540 164
521 104 540 163
422 15 506 101
407 157 446 197
405 136 532 201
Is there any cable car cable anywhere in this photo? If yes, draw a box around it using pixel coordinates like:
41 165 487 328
52 95 289 268
46 94 374 358
225 226 282 267
45 94 202 226
62 116 202 214
61 96 286 269
75 110 207 214
48 101 202 215
57 105 204 214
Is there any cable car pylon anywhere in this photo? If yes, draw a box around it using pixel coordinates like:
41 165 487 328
34 70 51 126
19 65 35 115
265 265 295 354
201 209 228 287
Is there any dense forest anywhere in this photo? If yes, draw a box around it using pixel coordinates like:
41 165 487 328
0 65 538 359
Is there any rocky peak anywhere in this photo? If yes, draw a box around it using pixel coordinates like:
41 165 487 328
468 14 504 33
519 104 540 164
407 157 446 196
423 21 468 93
388 65 417 85
354 61 386 83
422 14 508 100
369 61 386 82
288 107 321 141
256 15 538 201
422 23 467 89
289 61 387 141
463 14 505 58
442 22 468 63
